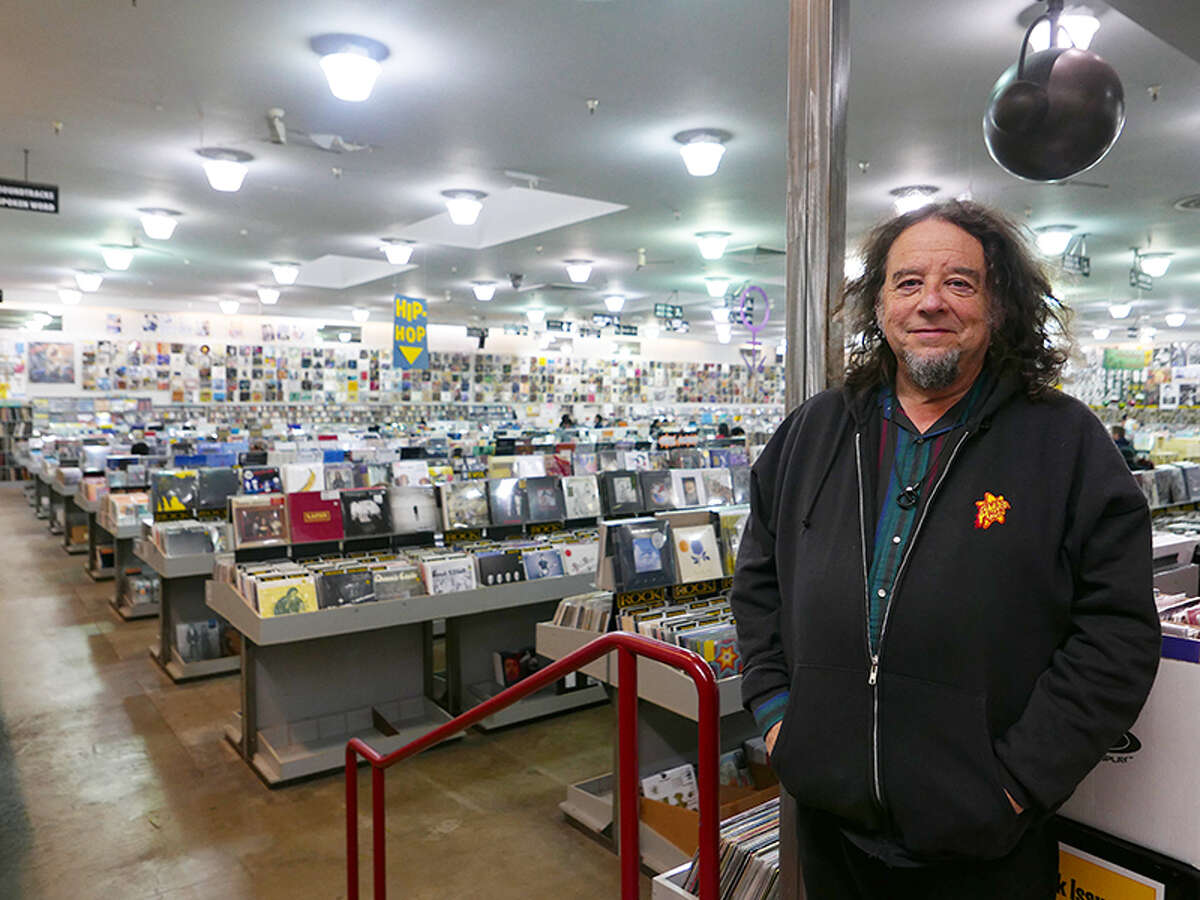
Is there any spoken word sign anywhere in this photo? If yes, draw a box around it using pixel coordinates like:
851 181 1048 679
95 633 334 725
393 294 429 370
0 179 58 214
655 302 683 320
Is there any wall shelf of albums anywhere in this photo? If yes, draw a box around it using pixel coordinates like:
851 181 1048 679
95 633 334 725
0 404 32 481
536 501 779 887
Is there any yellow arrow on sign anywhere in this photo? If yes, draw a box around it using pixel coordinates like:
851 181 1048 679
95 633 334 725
399 346 423 364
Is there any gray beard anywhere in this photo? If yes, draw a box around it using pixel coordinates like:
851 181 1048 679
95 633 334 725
900 348 962 391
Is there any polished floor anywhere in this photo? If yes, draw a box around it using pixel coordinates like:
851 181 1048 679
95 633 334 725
0 485 645 898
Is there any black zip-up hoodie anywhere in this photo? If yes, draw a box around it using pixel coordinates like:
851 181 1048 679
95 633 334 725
730 374 1160 861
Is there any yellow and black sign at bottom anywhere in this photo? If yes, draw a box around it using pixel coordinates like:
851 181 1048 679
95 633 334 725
1058 844 1165 900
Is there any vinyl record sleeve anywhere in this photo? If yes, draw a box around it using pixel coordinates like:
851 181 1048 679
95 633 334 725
241 466 282 495
316 568 376 608
562 475 602 519
287 491 345 543
552 540 599 577
340 487 392 538
196 467 239 513
487 478 527 526
701 468 735 507
524 476 566 523
522 548 565 580
391 460 432 487
151 470 198 519
281 462 324 494
231 494 290 548
670 469 708 509
730 466 751 505
612 518 676 591
601 470 642 516
421 555 479 594
672 523 725 583
476 550 526 586
256 575 319 617
372 565 424 601
387 485 439 534
323 462 354 491
440 481 490 530
638 470 674 512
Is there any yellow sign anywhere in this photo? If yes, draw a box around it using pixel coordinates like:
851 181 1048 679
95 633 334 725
393 294 429 369
1058 844 1165 900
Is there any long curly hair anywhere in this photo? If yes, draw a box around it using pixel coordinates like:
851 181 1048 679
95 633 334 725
843 200 1070 398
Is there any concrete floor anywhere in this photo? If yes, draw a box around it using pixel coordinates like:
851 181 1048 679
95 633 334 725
0 484 649 899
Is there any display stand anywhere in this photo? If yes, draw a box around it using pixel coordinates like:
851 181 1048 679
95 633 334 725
207 580 463 786
46 478 65 534
54 485 88 555
105 521 158 619
76 494 114 580
135 539 239 683
441 572 608 729
536 622 758 875
34 472 49 520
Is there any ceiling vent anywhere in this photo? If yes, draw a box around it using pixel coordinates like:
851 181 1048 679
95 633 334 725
516 282 593 293
725 244 786 263
1173 194 1200 212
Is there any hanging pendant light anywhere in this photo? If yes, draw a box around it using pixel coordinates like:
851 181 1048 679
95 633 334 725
311 34 391 102
197 148 253 192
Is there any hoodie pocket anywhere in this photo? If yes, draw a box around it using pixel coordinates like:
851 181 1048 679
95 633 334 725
770 663 879 830
880 673 1025 860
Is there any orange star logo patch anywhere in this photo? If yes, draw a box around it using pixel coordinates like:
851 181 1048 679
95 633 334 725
974 492 1011 530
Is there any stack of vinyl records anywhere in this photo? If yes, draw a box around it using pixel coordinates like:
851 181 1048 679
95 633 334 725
683 797 780 900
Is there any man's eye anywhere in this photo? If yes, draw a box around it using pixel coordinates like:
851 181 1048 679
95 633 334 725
897 279 921 290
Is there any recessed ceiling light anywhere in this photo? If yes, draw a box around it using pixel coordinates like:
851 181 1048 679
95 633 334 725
311 34 390 102
694 231 732 261
1166 312 1187 328
256 286 280 305
380 238 415 265
1028 13 1100 52
564 259 593 283
889 184 939 214
271 261 300 285
674 128 732 177
1137 252 1173 278
137 208 182 240
352 307 370 323
218 299 240 315
74 270 103 292
1108 302 1132 319
472 281 497 301
1035 224 1076 256
704 276 731 298
100 244 135 271
58 288 82 305
604 294 626 313
441 190 488 226
1091 326 1111 340
526 308 547 326
197 147 253 192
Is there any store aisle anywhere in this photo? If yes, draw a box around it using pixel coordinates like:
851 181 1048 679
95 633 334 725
0 486 641 899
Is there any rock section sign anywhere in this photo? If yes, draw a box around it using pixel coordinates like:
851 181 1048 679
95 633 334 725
393 294 429 369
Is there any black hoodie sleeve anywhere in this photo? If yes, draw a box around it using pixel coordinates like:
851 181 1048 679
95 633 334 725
731 409 798 722
993 409 1160 812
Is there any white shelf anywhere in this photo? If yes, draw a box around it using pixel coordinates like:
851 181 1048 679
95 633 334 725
535 622 744 720
465 679 607 731
135 539 220 579
208 573 595 648
75 494 103 514
651 864 694 900
149 646 239 683
250 696 459 785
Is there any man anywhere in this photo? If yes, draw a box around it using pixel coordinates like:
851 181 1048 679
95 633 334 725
1111 424 1137 469
730 201 1160 898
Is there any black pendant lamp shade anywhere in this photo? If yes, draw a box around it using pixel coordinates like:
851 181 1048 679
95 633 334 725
983 7 1125 182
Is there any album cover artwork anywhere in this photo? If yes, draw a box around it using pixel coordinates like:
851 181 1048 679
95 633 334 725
281 462 324 494
730 466 751 505
316 568 376 609
476 550 526 587
562 475 602 519
638 470 674 512
512 455 546 477
440 481 490 530
391 460 432 486
196 467 239 514
672 523 725 583
487 478 527 526
525 476 566 523
159 523 217 556
286 491 345 543
340 487 392 538
612 519 676 591
323 463 354 491
365 463 392 487
552 540 599 577
152 470 198 519
422 555 478 595
701 468 734 507
231 495 290 548
601 470 642 516
573 451 599 474
351 462 371 488
522 548 565 580
641 763 698 811
256 575 319 617
709 448 733 469
175 620 222 662
241 466 282 495
670 469 708 509
719 508 750 574
372 565 424 601
387 486 439 534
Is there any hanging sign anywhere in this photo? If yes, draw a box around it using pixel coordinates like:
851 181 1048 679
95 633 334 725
1063 252 1091 276
615 324 638 336
503 323 529 336
592 313 618 328
655 302 684 319
1102 348 1150 370
0 178 58 214
546 319 572 333
392 294 429 370
1129 268 1153 291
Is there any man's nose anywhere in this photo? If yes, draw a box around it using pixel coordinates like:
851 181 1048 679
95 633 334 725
916 283 947 313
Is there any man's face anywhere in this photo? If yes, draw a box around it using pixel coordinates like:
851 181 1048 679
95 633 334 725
878 218 992 393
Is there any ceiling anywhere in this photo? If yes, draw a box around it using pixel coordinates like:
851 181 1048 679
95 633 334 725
1 0 1199 348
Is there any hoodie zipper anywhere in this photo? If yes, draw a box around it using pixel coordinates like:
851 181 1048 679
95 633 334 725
857 427 973 811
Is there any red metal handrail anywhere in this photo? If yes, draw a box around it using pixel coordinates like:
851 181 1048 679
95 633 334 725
345 630 720 900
